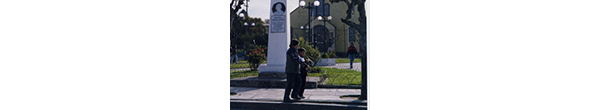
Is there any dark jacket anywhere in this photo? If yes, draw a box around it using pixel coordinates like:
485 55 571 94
285 48 308 74
300 57 309 76
347 46 358 55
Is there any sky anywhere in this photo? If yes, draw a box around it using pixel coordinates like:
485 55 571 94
242 0 299 21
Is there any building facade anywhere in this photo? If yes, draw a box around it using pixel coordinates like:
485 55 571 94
289 0 361 57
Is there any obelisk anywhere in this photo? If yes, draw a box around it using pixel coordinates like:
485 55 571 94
257 0 290 78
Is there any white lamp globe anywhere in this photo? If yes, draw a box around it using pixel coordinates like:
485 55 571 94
299 1 306 7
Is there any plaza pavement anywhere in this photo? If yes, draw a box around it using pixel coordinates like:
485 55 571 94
230 87 365 104
230 62 366 109
230 62 364 103
321 62 362 71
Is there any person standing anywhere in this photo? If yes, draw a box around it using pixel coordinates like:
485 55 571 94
347 42 358 68
231 45 238 64
297 48 311 99
283 39 309 102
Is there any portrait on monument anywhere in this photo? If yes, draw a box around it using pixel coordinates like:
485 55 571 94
272 2 286 16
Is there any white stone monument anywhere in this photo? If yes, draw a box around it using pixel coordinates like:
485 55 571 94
258 0 290 78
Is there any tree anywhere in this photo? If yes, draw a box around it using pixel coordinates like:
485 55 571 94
330 0 367 100
230 0 245 52
238 17 269 54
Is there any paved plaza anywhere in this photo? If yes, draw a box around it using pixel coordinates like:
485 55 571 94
230 87 365 104
230 62 366 108
321 62 362 71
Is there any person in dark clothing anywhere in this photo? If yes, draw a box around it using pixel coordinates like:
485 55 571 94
231 46 238 64
347 42 358 68
283 39 309 102
297 48 311 99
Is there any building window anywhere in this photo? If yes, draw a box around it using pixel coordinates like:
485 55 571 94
317 0 324 16
348 26 356 43
324 3 330 16
311 8 316 17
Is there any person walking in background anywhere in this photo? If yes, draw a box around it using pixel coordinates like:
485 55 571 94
297 48 311 99
283 39 309 102
347 42 358 69
231 45 238 64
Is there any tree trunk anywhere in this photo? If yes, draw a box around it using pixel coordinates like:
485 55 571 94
359 28 367 100
357 0 367 100
360 51 367 100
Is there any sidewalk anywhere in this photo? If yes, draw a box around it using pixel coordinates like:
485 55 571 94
230 87 365 104
321 63 362 71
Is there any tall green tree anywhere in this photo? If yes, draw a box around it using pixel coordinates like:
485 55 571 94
230 0 245 51
238 17 269 56
330 0 367 100
239 17 268 46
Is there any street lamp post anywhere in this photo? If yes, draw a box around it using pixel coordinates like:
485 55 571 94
244 22 256 37
317 15 332 31
236 10 248 45
299 0 320 47
317 15 333 50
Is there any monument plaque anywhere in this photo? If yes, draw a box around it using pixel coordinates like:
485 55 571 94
270 2 286 33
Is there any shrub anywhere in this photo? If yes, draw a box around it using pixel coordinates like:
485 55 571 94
328 50 336 58
308 66 323 73
321 50 336 58
298 37 320 67
247 47 266 71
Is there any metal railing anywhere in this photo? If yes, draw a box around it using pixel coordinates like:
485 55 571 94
319 73 361 85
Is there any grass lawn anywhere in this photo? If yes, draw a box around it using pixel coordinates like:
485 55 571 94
230 70 258 79
335 58 361 63
230 60 266 69
232 58 360 69
230 67 361 85
308 67 362 85
230 60 252 69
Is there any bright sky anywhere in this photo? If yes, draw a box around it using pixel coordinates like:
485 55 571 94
244 0 299 21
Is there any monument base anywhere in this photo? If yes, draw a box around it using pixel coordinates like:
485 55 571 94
258 65 286 79
258 72 287 79
316 58 336 66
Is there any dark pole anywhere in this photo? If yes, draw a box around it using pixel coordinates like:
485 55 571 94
301 1 319 48
307 2 315 48
357 1 367 101
322 17 326 50
308 4 313 46
325 18 328 47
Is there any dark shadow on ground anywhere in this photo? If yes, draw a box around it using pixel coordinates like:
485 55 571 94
230 87 263 93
